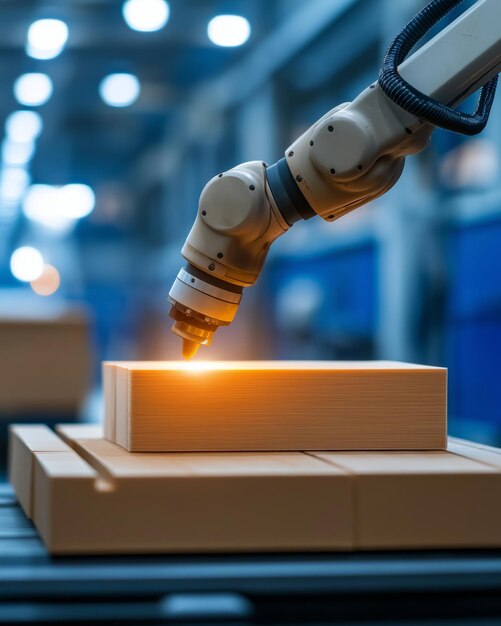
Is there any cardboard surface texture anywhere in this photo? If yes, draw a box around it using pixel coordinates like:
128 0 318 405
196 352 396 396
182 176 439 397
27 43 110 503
8 425 71 518
14 424 353 554
309 449 501 549
9 425 501 555
103 361 447 452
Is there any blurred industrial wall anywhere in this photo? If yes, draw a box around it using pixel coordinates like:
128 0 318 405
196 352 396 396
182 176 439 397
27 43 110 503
0 0 500 442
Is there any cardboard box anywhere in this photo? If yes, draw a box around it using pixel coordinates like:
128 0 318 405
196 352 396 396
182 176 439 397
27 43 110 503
103 361 447 452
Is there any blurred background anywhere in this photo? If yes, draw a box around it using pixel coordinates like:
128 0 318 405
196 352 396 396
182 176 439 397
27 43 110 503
0 0 500 458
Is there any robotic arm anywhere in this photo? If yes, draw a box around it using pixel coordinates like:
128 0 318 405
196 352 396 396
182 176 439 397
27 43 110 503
169 0 501 359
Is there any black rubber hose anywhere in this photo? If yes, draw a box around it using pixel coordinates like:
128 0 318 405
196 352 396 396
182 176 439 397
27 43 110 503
378 0 498 135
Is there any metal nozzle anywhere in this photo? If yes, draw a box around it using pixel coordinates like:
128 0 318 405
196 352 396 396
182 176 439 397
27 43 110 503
182 338 200 360
171 318 214 361
168 264 242 359
169 300 220 359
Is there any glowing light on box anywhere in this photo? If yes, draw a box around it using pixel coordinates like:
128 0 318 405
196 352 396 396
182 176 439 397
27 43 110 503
2 139 35 166
10 246 44 282
207 15 250 47
99 73 140 108
122 0 170 32
27 19 68 60
14 73 53 107
181 361 214 373
5 111 43 142
175 361 249 372
30 263 60 296
59 183 95 218
0 167 30 202
130 361 363 372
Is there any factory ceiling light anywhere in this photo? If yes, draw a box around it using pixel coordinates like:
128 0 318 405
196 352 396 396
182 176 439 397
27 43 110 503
207 15 251 47
122 0 170 32
13 73 53 107
59 184 95 219
5 111 43 143
2 140 35 166
0 167 30 202
23 183 95 232
99 73 140 107
10 246 44 282
23 185 74 233
27 19 68 60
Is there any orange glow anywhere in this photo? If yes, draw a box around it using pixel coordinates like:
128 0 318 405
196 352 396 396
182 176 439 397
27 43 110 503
30 263 60 296
109 360 417 372
180 361 218 373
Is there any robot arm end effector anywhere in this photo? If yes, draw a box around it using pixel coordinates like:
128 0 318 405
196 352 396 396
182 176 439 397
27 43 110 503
168 160 290 358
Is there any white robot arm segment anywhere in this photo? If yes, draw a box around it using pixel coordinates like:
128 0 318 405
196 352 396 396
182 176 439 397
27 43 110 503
169 0 501 358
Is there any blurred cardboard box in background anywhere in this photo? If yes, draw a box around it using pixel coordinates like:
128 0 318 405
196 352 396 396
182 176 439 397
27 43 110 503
0 303 91 415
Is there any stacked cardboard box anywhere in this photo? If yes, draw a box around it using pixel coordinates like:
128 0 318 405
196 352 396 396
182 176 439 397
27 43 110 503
102 361 447 452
